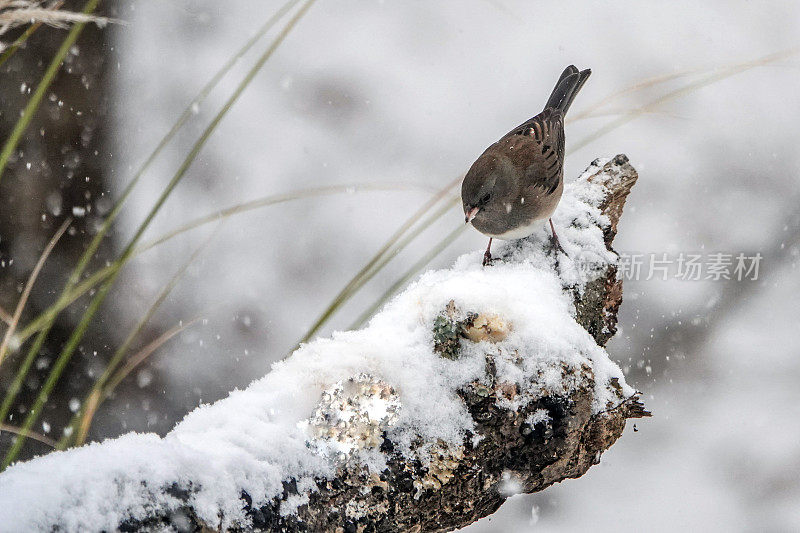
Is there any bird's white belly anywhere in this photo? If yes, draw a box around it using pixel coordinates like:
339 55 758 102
490 218 547 240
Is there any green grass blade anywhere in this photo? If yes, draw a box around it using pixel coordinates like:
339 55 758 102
11 182 428 347
0 0 102 430
1 263 110 450
1 0 316 470
10 264 114 346
350 223 468 330
0 19 44 69
60 317 199 449
0 218 71 367
0 0 101 186
1 265 116 469
0 220 72 426
123 0 302 206
102 319 200 413
60 228 218 449
293 179 461 349
291 196 461 349
0 0 303 429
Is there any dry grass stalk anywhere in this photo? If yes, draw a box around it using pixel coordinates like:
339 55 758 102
73 318 201 445
0 0 116 45
0 423 56 448
0 218 71 368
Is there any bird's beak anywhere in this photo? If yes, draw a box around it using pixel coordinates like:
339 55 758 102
465 206 479 224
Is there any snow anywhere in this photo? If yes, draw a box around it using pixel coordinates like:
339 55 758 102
526 409 552 427
0 164 633 531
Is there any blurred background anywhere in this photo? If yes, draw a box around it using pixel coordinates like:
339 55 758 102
1 0 799 530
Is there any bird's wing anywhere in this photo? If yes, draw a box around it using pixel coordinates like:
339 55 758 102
504 109 565 195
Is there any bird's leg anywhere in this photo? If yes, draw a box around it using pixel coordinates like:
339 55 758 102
482 238 493 266
549 218 566 255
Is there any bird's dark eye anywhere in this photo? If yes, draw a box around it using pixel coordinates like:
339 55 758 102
480 193 491 205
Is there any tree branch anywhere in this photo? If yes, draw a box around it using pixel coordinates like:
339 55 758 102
0 155 648 532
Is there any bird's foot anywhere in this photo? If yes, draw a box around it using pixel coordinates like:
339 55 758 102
482 238 494 266
550 233 567 257
549 219 567 257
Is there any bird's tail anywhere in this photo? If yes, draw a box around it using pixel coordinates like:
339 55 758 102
544 65 591 115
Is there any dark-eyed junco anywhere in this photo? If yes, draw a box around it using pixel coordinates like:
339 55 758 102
461 65 591 265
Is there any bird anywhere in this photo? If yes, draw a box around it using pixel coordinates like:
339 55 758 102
461 65 591 266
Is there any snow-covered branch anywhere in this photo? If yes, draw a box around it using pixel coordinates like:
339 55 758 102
0 155 647 532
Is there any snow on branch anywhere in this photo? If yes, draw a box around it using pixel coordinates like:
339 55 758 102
0 155 648 532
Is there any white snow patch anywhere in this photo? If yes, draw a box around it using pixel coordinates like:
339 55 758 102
526 409 552 427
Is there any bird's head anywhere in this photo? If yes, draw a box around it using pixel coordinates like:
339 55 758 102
461 154 513 225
